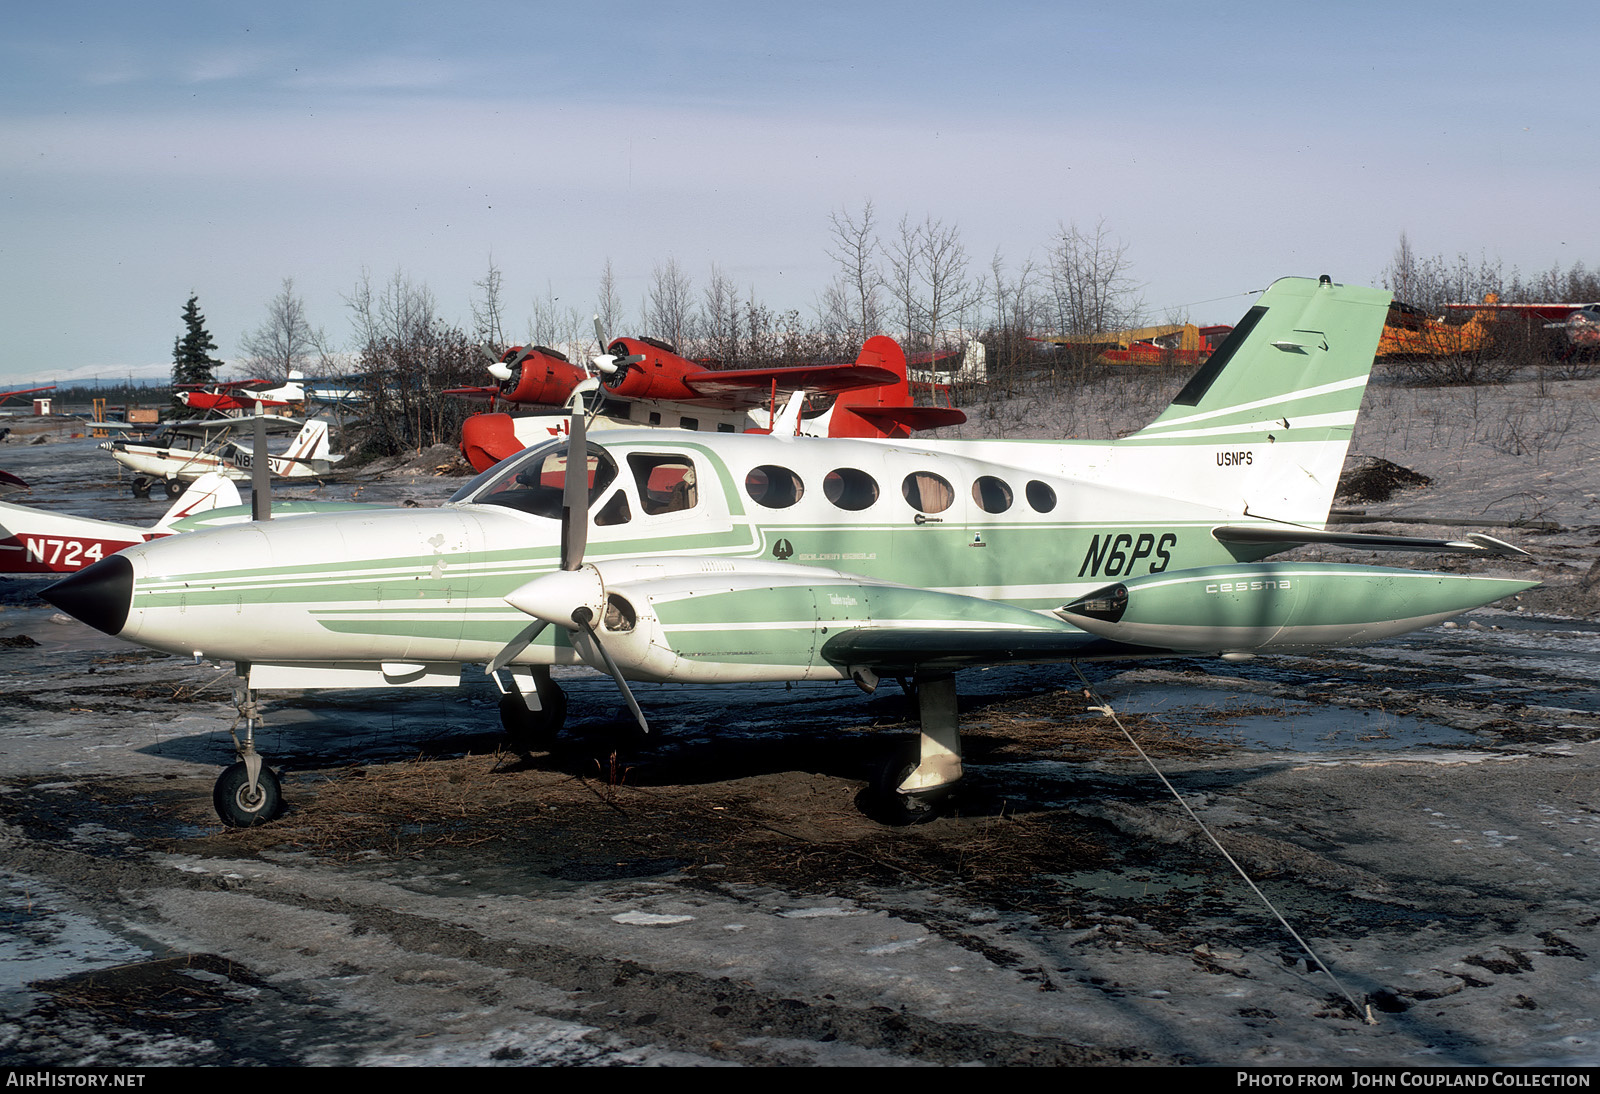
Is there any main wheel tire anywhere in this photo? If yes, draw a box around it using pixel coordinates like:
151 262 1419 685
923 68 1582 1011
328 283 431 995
213 762 282 827
131 477 152 499
162 478 186 499
499 683 566 751
859 747 945 827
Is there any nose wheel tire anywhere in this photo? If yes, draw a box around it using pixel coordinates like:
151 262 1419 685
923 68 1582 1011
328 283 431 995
213 762 282 827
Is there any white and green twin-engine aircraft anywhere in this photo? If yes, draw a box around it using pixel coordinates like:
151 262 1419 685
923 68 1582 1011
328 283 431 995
45 276 1535 826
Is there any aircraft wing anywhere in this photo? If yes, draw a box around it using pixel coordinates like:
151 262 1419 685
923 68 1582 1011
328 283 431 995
819 626 1157 676
442 385 504 403
680 364 900 407
164 417 304 435
178 378 269 390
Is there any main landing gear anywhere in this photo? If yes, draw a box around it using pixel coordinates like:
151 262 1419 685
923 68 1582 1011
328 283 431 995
858 673 964 826
495 666 567 751
214 672 283 828
130 476 185 500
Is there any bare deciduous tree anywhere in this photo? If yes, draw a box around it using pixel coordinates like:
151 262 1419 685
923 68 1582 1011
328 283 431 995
646 257 694 349
918 215 976 358
240 278 325 381
595 259 625 351
699 263 741 363
346 267 438 350
346 268 475 457
983 249 1041 392
884 213 924 350
470 258 507 351
825 200 883 344
1045 219 1143 336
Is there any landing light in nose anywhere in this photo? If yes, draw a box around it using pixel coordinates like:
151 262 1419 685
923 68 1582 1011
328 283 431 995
41 554 134 636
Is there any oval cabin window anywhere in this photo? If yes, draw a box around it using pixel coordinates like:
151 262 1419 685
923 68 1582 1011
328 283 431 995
902 472 955 514
972 476 1013 513
745 465 805 509
823 468 879 511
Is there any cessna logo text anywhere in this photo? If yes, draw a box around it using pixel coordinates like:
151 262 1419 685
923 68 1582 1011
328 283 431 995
1078 533 1177 578
1206 579 1292 593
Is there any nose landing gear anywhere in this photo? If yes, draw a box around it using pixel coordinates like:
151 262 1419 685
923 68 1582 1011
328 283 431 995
214 673 283 827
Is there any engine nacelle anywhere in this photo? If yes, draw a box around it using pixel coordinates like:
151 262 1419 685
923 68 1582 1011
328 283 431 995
1057 563 1536 653
524 556 1068 684
599 338 702 402
499 346 587 406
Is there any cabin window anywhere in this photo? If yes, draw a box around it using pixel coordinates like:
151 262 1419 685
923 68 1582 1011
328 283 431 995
973 475 1013 513
629 453 698 515
1025 480 1057 513
746 465 805 509
680 416 699 431
594 489 632 526
717 422 736 433
648 412 661 426
902 472 954 514
457 439 618 518
823 468 878 511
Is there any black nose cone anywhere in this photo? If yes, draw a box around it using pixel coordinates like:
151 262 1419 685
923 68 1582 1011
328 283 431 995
41 554 134 636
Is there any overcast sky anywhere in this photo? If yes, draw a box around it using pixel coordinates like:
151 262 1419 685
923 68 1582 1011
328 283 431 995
2 0 1594 387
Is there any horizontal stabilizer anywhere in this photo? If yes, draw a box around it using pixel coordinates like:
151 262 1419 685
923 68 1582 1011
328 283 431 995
847 406 968 432
1214 524 1531 558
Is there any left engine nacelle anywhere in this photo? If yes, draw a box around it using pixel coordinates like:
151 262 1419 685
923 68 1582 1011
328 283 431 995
499 346 587 406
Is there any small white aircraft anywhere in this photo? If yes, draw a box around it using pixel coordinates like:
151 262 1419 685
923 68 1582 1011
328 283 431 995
100 417 344 498
44 277 1537 827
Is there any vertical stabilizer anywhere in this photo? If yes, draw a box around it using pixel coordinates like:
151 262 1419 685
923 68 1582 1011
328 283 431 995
1119 276 1391 525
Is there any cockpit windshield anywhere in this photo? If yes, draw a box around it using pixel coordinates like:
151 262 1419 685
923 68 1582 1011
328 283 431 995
450 438 618 518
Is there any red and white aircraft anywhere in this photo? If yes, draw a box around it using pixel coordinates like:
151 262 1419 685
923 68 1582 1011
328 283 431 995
175 372 307 415
454 334 968 473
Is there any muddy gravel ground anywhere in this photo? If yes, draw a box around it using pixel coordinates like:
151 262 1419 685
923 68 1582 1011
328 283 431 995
3 378 1600 1067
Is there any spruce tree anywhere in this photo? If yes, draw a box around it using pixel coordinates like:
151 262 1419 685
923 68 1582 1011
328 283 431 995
171 294 224 388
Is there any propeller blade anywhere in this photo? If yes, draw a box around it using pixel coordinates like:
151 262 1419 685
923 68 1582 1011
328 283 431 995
560 387 588 571
573 608 650 735
487 618 550 674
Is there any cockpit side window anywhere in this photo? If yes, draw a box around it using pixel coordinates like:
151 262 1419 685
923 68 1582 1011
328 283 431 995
594 489 632 527
629 453 699 515
455 440 618 518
